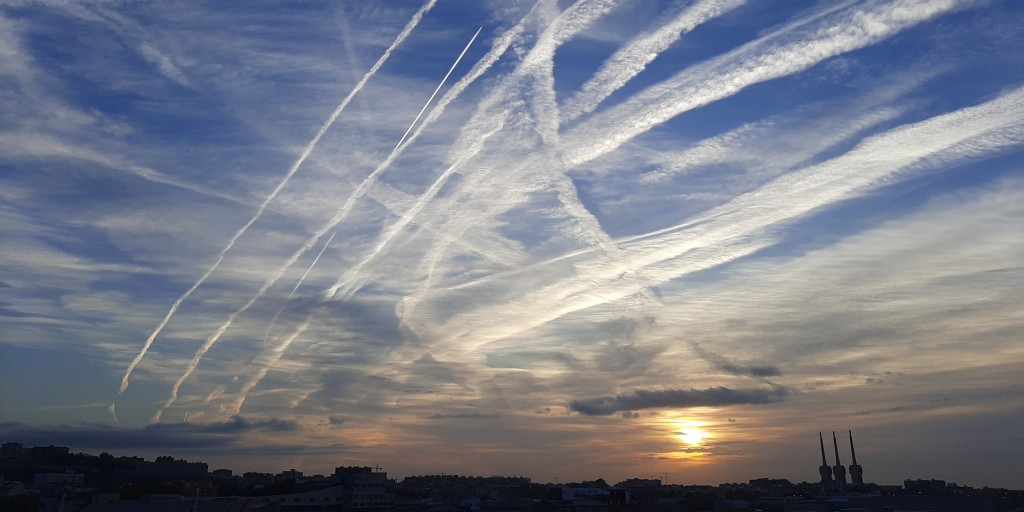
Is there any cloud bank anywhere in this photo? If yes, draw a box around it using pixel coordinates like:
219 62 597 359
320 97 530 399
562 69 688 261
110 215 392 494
569 386 790 416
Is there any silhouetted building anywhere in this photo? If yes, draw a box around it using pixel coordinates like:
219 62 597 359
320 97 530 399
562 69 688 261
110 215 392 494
278 468 303 482
0 442 25 458
905 478 948 494
831 431 847 490
817 430 869 493
29 445 70 459
848 430 864 485
331 466 391 509
817 433 833 492
134 456 208 481
616 478 661 489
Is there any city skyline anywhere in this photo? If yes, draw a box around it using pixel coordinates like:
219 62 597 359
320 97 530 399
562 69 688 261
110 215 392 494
2 0 1023 489
0 434 999 491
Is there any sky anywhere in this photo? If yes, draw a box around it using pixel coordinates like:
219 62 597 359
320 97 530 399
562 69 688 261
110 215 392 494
1 0 1023 489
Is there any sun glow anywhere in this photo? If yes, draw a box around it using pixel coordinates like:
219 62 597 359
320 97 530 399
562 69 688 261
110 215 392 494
677 427 707 446
670 419 711 448
650 419 715 461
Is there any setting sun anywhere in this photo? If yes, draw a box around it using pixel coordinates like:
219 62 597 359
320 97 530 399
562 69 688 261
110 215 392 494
677 427 708 446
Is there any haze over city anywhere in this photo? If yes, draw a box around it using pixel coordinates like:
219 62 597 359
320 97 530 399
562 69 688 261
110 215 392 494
1 0 1022 490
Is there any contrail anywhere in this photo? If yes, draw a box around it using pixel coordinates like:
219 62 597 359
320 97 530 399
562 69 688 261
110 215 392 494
351 16 543 271
319 26 488 299
226 17 544 414
185 2 599 418
259 231 337 347
284 232 337 303
226 231 336 414
502 0 636 286
396 0 624 322
557 0 862 125
428 72 935 294
333 7 556 313
561 0 972 167
560 0 747 123
228 316 310 415
331 121 506 301
226 25 494 414
238 10 538 311
429 86 1024 356
146 1 438 423
204 386 225 403
425 75 1007 341
392 26 483 153
261 21 500 306
151 19 481 423
402 0 882 306
365 182 526 266
422 89 919 299
118 0 439 398
416 0 969 318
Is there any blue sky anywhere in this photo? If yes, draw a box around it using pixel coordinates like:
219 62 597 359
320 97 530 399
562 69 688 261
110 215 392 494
1 0 1023 487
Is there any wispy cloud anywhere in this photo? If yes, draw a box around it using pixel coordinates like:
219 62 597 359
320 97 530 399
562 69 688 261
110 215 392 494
426 85 1024 355
689 344 782 378
561 0 971 167
3 0 1023 487
119 0 441 407
561 0 747 123
426 412 501 420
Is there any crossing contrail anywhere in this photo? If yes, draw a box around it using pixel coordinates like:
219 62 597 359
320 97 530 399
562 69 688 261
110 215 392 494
225 26 490 414
409 0 968 323
259 231 337 347
561 0 970 167
395 0 626 322
230 314 317 415
118 0 438 399
429 86 1024 356
333 16 537 274
150 20 480 423
141 1 438 423
401 0 979 348
225 231 336 414
413 45 941 299
330 121 506 301
317 26 488 299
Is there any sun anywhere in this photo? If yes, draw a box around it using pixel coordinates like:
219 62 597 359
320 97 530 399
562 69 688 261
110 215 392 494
659 419 715 461
677 427 708 446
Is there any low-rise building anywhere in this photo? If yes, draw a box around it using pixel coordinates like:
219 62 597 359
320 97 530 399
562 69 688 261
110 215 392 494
135 456 208 481
332 466 392 509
